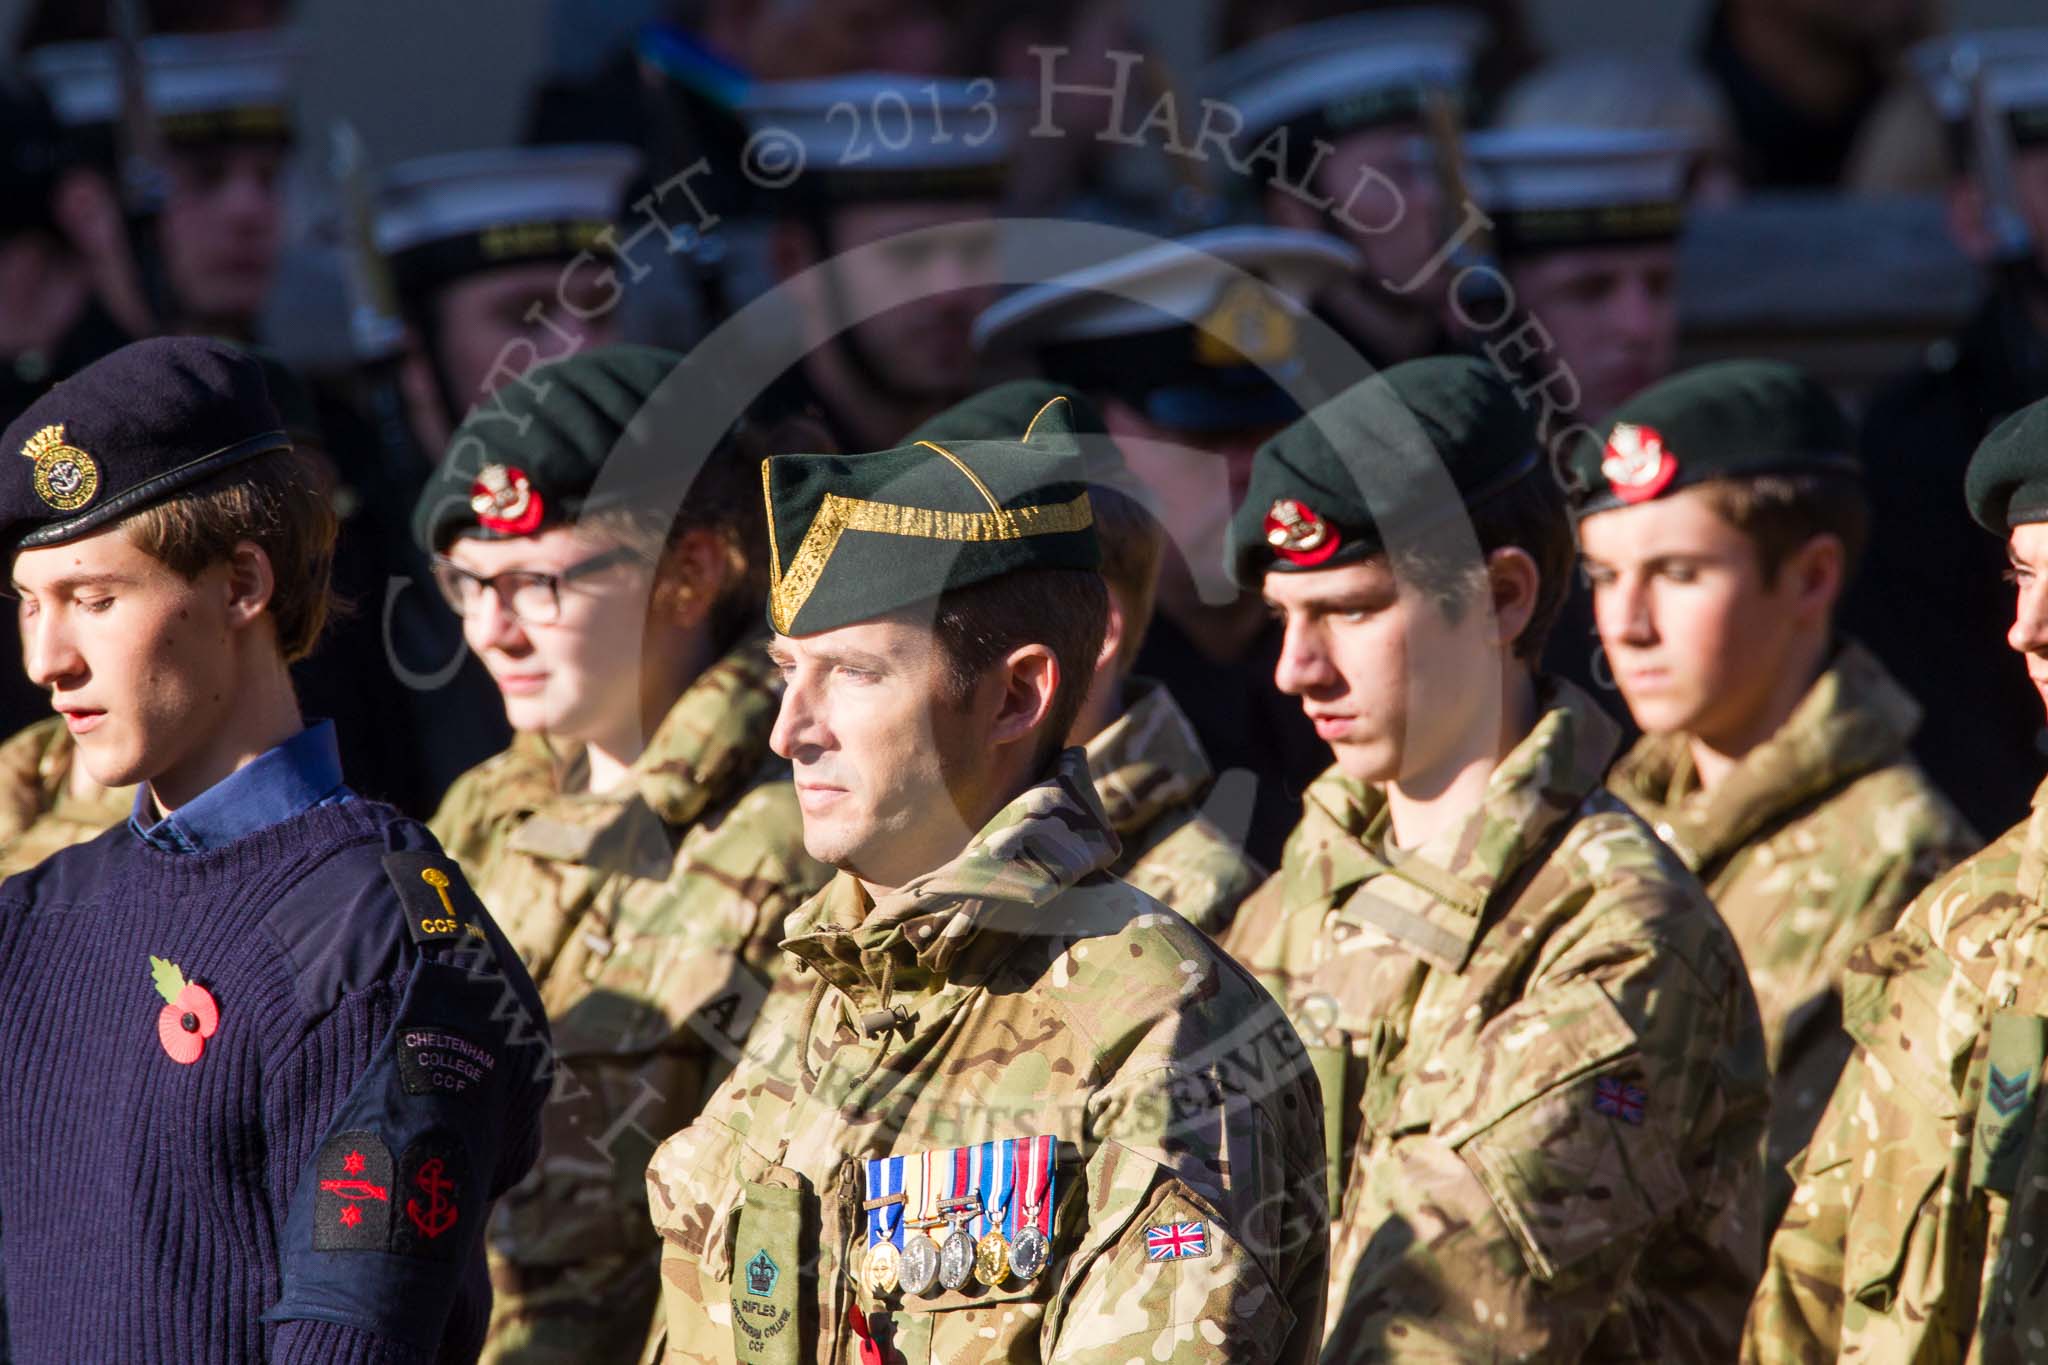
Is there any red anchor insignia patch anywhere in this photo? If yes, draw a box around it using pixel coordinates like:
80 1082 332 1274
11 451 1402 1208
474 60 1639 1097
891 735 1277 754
149 955 218 1064
470 463 545 535
1600 423 1679 504
1264 498 1341 567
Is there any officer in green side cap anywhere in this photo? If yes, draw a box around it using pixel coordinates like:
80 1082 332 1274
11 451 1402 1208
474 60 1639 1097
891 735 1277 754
1220 355 1768 1360
1571 360 1975 1230
907 380 1263 935
645 403 1328 1363
1746 392 2048 1362
411 343 831 1364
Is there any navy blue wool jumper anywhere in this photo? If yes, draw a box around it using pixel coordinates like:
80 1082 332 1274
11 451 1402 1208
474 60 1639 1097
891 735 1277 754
0 795 550 1363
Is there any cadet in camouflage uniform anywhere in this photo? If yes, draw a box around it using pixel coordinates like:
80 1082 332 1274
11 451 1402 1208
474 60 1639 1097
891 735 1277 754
1221 358 1771 1360
416 347 830 1363
0 713 132 875
1743 393 2048 1362
1574 362 1977 1215
645 397 1328 1362
907 381 1263 933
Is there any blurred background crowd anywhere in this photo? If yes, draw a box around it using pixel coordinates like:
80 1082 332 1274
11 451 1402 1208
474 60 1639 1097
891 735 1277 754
1 0 2043 852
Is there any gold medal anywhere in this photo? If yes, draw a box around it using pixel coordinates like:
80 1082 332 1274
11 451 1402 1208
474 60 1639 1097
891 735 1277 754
864 1238 900 1296
973 1230 1009 1286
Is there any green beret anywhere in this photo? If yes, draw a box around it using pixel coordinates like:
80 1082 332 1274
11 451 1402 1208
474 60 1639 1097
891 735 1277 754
764 396 1101 636
1967 394 2048 533
906 380 1149 500
1565 360 1857 518
1227 356 1542 588
412 344 684 552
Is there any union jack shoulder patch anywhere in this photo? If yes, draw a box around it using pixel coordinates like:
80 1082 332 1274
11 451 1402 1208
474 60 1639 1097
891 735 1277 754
1145 1221 1209 1261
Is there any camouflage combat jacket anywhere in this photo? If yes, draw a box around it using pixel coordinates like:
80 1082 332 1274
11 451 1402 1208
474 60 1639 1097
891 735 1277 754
0 715 133 876
1084 678 1263 935
431 642 830 1364
1224 680 1771 1361
1609 641 1977 1204
645 748 1329 1363
1742 780 2048 1364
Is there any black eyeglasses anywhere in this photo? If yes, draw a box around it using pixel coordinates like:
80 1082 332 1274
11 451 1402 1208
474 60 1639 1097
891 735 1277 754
430 545 644 625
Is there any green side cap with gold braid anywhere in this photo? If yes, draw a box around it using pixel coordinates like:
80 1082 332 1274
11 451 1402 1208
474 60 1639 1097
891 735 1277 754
762 394 1101 636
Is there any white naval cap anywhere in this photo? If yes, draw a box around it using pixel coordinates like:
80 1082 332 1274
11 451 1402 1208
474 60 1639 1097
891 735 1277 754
27 28 301 144
375 144 642 298
1209 9 1488 148
1456 127 1695 256
737 73 1031 206
973 226 1360 431
1910 30 2048 145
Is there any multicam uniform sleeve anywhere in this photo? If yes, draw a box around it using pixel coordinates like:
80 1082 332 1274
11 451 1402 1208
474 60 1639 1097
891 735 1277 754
1040 1007 1330 1362
1324 886 1771 1362
1743 916 1984 1364
481 794 825 1363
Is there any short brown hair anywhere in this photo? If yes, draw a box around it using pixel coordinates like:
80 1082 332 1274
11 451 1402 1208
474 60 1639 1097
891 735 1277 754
576 414 825 657
929 568 1109 770
1693 473 1869 587
1089 484 1165 672
124 448 337 663
1393 470 1575 663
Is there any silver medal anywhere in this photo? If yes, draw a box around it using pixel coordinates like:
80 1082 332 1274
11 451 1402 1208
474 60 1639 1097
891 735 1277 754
899 1232 941 1296
937 1223 977 1292
1009 1224 1050 1281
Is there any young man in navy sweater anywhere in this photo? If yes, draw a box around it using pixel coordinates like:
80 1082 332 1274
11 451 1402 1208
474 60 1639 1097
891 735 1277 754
0 337 550 1363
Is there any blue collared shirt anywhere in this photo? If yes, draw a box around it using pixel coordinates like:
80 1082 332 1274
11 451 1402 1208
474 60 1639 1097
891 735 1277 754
131 720 356 854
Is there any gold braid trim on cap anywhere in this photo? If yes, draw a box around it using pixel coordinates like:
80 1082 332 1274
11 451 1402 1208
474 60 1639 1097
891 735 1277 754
767 490 1093 634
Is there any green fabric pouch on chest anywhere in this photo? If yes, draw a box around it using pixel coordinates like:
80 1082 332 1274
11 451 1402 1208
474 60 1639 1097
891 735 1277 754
1971 1010 2047 1196
733 1175 805 1364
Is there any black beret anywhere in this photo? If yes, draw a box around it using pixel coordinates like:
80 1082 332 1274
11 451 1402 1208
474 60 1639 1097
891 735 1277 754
413 344 685 552
764 397 1101 636
1227 356 1542 588
1564 360 1858 518
1967 394 2048 533
0 336 288 554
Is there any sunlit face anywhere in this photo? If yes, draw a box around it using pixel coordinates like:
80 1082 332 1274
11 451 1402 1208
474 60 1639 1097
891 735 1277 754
1264 556 1497 786
1580 488 1802 745
158 141 286 328
1507 243 1678 425
13 525 241 792
810 201 1000 397
767 617 996 889
434 263 620 415
2005 522 2048 721
443 525 652 743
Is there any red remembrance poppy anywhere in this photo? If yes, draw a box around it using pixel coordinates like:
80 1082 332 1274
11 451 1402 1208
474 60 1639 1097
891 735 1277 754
149 956 219 1065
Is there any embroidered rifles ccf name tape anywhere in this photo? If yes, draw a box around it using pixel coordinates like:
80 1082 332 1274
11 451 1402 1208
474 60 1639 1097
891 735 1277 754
860 1134 1057 1303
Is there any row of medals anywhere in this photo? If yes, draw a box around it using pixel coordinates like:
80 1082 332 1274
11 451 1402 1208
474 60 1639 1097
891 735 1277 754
864 1197 1049 1298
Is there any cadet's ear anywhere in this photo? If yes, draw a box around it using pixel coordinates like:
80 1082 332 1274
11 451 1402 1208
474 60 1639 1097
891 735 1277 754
769 220 822 282
1948 178 1994 262
1094 589 1128 676
1781 532 1846 619
222 540 278 634
986 642 1059 750
1485 546 1540 652
397 330 454 459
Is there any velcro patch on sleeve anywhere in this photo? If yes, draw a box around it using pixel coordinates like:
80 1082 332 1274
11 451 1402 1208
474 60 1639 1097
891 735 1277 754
313 1130 395 1251
382 851 486 947
391 1130 471 1262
